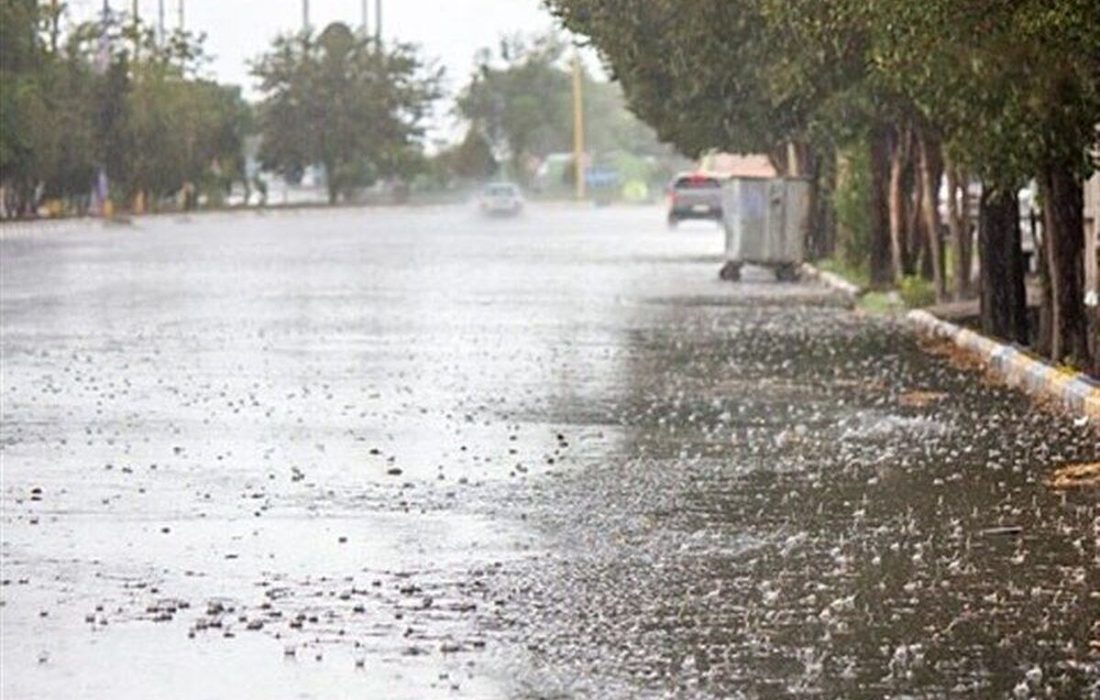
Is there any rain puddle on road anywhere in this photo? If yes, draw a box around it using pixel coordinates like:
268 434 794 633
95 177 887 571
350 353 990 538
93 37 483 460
3 208 1098 698
481 287 1100 698
2 508 535 700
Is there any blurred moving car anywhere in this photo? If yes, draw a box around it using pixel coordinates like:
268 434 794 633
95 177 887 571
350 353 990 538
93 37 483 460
478 182 524 217
667 173 723 227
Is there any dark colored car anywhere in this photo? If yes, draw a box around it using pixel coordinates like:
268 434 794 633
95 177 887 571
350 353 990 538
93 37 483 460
667 173 723 227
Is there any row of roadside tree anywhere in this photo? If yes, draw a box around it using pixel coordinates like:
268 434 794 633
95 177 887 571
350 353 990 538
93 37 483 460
2 1 680 214
547 0 1100 375
0 2 444 213
1 1 249 216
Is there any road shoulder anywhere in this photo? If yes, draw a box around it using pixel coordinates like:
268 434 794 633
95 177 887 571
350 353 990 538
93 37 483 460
906 309 1100 421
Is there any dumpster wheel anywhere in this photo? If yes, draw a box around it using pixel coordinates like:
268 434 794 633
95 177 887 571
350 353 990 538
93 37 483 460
719 261 742 282
774 264 800 282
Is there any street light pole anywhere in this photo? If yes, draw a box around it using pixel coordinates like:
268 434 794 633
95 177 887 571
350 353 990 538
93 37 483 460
97 0 114 219
375 0 381 44
572 51 586 201
98 0 111 72
132 0 139 59
49 0 60 52
158 0 165 45
302 0 309 32
361 0 368 36
177 0 183 31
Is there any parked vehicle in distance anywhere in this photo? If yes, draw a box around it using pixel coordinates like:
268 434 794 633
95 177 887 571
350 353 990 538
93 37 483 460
478 182 524 217
667 173 724 228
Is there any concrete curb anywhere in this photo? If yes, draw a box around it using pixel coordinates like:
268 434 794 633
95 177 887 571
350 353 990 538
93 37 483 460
0 217 105 238
800 263 864 299
0 210 326 239
906 309 1100 420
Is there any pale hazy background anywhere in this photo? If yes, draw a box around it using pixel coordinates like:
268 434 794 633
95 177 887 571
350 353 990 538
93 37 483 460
63 0 561 96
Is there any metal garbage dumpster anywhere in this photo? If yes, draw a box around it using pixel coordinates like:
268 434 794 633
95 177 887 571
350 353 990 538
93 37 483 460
719 177 811 282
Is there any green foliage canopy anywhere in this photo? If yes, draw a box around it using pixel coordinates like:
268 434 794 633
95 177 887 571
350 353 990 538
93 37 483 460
0 3 251 215
453 31 677 184
251 23 443 203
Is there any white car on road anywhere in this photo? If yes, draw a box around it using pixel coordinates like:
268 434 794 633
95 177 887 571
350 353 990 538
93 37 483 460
478 182 524 217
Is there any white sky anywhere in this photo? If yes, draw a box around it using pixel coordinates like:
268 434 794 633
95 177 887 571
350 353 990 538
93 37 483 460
65 0 564 95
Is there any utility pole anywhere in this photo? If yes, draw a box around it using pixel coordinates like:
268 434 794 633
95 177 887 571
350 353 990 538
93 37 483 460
97 0 114 219
375 0 382 44
177 0 184 31
361 0 369 36
131 0 145 215
302 0 309 32
48 0 60 52
572 51 586 201
158 0 165 46
97 0 111 73
132 0 139 59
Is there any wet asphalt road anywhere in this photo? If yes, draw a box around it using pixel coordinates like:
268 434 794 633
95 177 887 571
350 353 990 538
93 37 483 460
1 205 1098 699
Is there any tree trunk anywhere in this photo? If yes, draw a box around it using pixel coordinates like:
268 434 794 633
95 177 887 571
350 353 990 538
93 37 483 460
1039 164 1090 368
979 186 1028 344
869 127 894 288
960 213 974 298
325 158 339 205
787 141 803 177
787 141 826 260
816 149 838 259
805 168 822 260
945 161 972 299
887 126 908 281
916 128 947 302
802 146 827 262
911 172 931 279
766 147 787 178
1035 207 1053 356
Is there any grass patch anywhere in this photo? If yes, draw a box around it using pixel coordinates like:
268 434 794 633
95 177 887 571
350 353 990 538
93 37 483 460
858 291 905 314
899 276 936 308
815 258 939 313
816 257 871 289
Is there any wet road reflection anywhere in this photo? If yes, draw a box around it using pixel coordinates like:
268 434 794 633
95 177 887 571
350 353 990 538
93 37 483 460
2 205 1097 698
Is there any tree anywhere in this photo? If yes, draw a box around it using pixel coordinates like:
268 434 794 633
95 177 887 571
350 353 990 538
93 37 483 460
431 128 498 186
456 34 573 183
1 0 49 214
1 4 250 217
549 0 871 264
550 0 1099 372
551 1 789 160
453 31 675 187
867 0 1100 365
252 23 442 204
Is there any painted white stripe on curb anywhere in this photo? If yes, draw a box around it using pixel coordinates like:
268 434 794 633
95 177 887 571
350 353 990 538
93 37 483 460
906 310 1100 420
800 263 863 299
